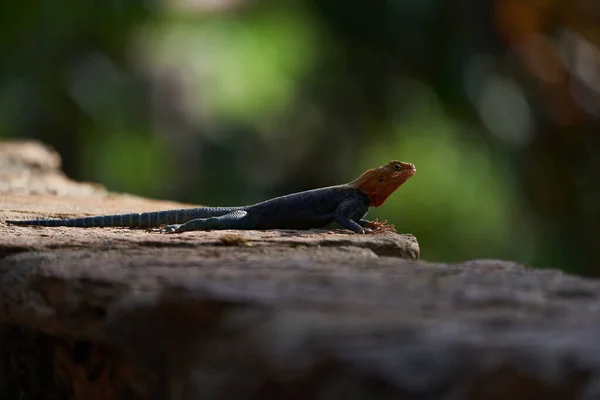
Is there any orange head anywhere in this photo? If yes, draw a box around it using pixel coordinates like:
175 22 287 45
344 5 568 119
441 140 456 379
350 160 416 207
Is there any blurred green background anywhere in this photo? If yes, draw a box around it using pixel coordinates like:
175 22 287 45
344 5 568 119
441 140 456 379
2 0 600 275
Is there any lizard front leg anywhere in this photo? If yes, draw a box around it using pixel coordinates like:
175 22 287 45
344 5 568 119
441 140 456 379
358 218 396 234
160 210 248 233
333 199 367 234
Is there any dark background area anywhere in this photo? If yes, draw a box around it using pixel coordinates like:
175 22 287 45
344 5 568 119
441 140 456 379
2 0 600 275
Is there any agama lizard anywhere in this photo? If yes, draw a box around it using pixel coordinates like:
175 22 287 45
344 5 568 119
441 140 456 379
7 160 415 234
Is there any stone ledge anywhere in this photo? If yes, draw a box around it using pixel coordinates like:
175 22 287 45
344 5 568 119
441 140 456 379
4 141 600 399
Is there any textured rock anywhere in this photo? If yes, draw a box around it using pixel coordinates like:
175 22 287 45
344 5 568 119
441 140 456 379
2 141 600 400
0 140 105 197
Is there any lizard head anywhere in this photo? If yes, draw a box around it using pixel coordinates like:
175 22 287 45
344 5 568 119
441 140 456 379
350 160 416 207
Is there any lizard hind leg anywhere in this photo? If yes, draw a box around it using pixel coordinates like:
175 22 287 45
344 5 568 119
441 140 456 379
160 210 249 234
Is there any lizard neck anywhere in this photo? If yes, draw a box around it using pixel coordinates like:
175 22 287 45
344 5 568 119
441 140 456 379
349 168 412 207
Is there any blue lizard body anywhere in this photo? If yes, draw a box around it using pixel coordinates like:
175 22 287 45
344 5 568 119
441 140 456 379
7 161 415 234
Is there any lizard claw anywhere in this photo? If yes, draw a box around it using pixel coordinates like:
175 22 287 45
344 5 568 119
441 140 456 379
159 224 183 234
363 218 397 234
147 225 171 233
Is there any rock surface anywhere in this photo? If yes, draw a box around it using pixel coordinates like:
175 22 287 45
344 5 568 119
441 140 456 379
1 141 599 400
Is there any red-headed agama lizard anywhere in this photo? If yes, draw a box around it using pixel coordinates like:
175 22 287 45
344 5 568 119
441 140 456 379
7 160 415 234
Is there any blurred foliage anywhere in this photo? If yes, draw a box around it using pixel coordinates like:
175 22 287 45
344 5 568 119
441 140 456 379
2 0 600 274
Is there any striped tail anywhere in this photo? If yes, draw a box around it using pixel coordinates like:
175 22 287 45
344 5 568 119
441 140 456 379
6 207 239 228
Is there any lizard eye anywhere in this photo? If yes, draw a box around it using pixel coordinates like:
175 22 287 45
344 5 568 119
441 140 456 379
378 175 384 182
393 164 401 171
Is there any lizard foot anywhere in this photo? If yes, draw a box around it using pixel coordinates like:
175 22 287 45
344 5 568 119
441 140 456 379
363 218 396 234
146 225 169 233
159 224 183 234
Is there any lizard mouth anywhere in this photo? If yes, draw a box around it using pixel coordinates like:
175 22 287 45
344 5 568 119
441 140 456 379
392 163 416 184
